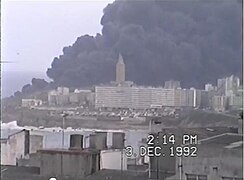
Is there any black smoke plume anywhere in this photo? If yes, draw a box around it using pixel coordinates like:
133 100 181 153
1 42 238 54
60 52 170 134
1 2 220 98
47 0 242 88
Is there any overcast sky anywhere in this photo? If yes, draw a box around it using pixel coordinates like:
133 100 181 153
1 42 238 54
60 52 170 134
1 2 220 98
1 0 114 73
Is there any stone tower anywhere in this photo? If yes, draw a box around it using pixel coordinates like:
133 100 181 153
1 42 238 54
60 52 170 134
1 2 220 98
116 54 125 84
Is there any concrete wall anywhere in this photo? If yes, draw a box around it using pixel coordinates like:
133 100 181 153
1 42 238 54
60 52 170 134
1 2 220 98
17 153 41 167
167 144 243 180
212 96 228 112
48 94 56 106
149 134 176 179
57 87 69 95
30 135 43 154
238 119 243 134
69 93 80 104
56 95 70 106
22 99 42 107
39 150 99 178
89 132 107 150
100 149 127 170
112 132 125 149
69 134 83 149
1 141 8 164
1 130 29 165
1 130 43 166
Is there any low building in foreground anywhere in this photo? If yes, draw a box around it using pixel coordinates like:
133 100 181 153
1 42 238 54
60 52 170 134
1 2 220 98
38 148 100 178
1 129 43 165
1 130 29 165
0 166 148 180
167 133 243 180
100 149 127 170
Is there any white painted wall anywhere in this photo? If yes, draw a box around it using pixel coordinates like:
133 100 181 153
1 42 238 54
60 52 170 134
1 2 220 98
1 130 27 165
1 141 9 164
30 135 43 154
100 149 127 170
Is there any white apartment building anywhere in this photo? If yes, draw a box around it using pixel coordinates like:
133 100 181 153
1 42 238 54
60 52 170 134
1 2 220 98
21 99 43 107
174 88 195 107
205 83 215 91
217 75 240 96
164 80 181 89
95 86 195 109
212 95 228 112
229 95 243 110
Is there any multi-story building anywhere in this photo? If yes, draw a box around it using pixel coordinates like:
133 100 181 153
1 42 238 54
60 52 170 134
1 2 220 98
95 54 217 110
205 83 215 91
214 75 242 111
57 87 69 95
164 80 181 89
21 99 43 107
192 89 210 108
225 75 240 96
47 90 58 106
212 95 228 112
229 95 243 110
56 94 69 106
48 87 70 106
48 88 69 106
174 89 194 107
48 88 94 107
69 89 93 105
217 75 240 96
217 78 227 95
95 86 176 109
95 86 197 109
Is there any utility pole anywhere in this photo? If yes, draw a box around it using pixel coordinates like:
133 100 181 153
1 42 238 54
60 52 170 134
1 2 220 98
120 134 126 180
148 118 162 179
60 112 68 177
61 113 68 149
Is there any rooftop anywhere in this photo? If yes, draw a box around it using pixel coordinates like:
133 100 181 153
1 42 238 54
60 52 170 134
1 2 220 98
140 127 240 145
161 127 239 140
37 148 100 155
0 129 27 141
1 166 149 180
199 133 243 145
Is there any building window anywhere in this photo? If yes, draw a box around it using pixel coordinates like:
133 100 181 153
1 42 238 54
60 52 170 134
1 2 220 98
186 174 207 180
222 177 243 180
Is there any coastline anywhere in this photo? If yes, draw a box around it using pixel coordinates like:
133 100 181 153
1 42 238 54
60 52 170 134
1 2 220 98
1 120 149 133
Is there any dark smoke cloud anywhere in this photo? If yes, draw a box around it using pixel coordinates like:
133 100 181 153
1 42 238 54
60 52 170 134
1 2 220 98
21 78 49 95
47 0 242 88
